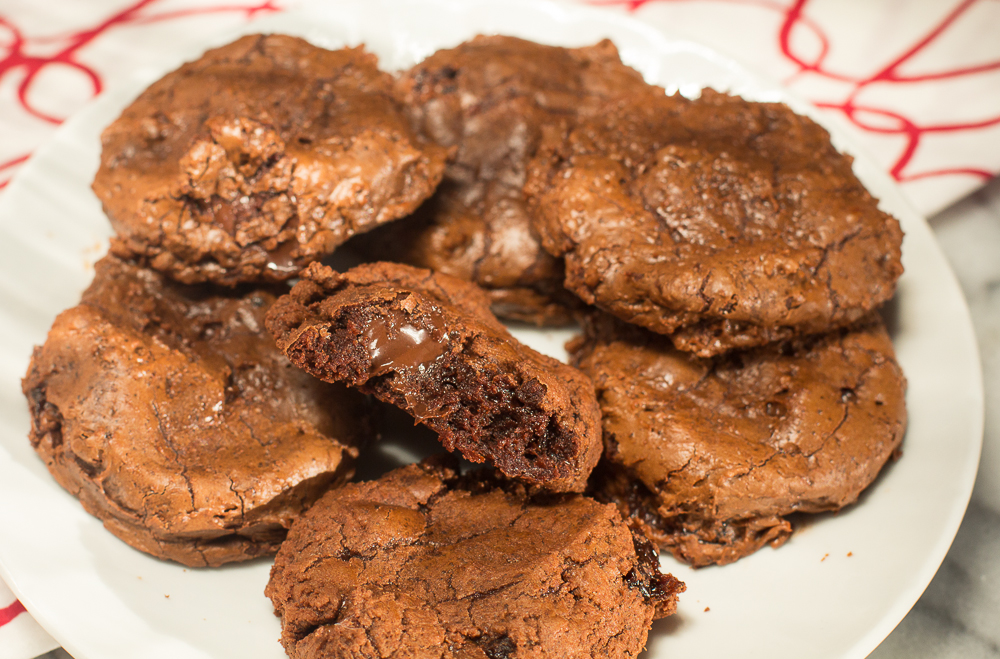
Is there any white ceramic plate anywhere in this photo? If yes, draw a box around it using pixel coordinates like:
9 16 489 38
0 1 984 657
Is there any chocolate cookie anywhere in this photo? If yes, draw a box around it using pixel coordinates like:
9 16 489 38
352 180 580 326
265 458 684 659
354 36 648 324
93 34 447 286
527 88 904 355
22 255 369 567
265 261 602 492
571 313 907 566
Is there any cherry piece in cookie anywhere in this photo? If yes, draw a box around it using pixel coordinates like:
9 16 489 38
265 261 603 493
22 255 370 567
266 458 684 659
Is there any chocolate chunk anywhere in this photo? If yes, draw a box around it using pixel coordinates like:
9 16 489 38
571 312 907 566
265 261 602 492
22 255 370 566
526 88 904 355
93 34 447 286
265 458 684 659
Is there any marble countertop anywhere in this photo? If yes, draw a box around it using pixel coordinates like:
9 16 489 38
28 181 1000 659
871 176 1000 659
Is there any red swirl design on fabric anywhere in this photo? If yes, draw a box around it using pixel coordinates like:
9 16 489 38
0 0 282 189
592 0 1000 185
0 599 27 627
0 0 280 626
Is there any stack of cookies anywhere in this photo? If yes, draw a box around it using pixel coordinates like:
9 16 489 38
22 31 907 659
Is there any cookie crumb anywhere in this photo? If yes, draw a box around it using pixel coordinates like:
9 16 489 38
704 606 710 612
847 551 853 557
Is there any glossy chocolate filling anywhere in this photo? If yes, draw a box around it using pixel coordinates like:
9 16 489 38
364 306 449 377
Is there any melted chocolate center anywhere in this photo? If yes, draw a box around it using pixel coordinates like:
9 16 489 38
265 241 299 276
365 307 448 377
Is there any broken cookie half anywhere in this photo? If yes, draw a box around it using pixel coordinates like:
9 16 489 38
266 458 684 659
22 255 370 566
265 261 602 493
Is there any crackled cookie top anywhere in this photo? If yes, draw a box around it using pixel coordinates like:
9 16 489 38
94 34 447 286
265 261 602 492
353 179 580 326
357 36 648 324
571 313 907 566
22 255 369 567
527 88 904 355
266 459 683 659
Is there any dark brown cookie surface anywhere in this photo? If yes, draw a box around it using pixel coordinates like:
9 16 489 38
527 89 904 355
266 459 684 659
353 180 580 326
355 36 647 324
93 34 447 286
265 261 602 492
22 255 369 567
571 313 907 566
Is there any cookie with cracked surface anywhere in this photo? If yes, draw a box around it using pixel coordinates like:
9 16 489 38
264 261 602 493
571 312 906 566
22 255 370 567
265 458 684 659
354 36 648 325
351 180 582 326
526 88 904 356
93 34 447 286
